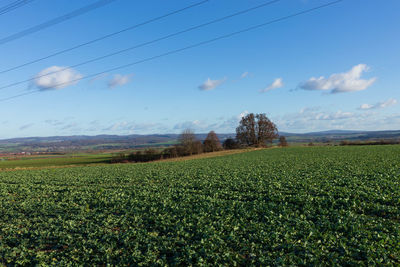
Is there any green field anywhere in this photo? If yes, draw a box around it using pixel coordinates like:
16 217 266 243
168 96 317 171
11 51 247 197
0 153 112 170
0 146 399 265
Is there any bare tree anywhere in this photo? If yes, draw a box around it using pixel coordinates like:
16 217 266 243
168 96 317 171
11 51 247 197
256 113 278 146
236 113 278 147
178 129 198 155
278 136 288 147
203 131 222 152
236 113 257 146
192 140 204 155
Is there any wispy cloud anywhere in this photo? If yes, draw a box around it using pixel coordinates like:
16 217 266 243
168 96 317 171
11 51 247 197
60 123 79 131
213 111 249 131
34 66 82 90
172 111 249 133
315 110 354 120
108 74 134 88
274 106 381 133
299 64 376 93
240 72 249 79
173 120 205 130
260 78 283 93
44 119 64 126
287 108 356 122
19 123 34 130
359 98 397 110
300 106 321 114
103 121 160 133
198 77 226 91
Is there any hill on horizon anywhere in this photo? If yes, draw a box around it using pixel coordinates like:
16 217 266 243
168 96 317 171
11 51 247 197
0 129 399 153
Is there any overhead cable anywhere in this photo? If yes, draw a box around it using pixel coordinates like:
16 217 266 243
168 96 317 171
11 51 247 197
0 0 118 45
0 0 344 102
0 0 281 90
0 0 209 74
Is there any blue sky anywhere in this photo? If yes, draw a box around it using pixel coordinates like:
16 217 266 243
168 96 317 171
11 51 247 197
0 0 399 139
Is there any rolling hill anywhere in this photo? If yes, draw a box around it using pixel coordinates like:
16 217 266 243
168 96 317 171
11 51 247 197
1 130 399 153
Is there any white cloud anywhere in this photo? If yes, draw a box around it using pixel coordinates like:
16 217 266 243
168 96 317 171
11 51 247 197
172 111 252 133
359 98 397 110
241 72 249 79
287 108 356 121
205 111 250 132
173 120 206 130
198 77 226 91
237 110 249 120
34 66 82 90
300 106 321 114
300 64 376 93
274 107 383 133
360 104 373 110
315 110 354 120
108 74 133 88
260 78 283 93
103 121 160 134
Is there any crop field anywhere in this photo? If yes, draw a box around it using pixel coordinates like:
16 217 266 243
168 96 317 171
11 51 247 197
0 153 112 170
0 146 399 265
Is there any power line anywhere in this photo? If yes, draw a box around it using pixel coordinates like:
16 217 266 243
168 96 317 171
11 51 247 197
0 0 209 75
0 0 344 103
0 0 33 16
0 0 35 16
0 0 118 45
0 0 280 91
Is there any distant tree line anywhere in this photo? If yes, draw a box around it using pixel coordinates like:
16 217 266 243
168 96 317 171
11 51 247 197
112 113 287 163
339 139 400 146
111 130 224 163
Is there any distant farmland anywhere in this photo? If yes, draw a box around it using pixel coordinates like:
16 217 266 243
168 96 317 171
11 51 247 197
0 145 399 265
1 130 400 153
0 153 112 170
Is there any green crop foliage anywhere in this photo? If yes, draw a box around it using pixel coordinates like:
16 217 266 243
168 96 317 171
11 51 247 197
0 145 399 265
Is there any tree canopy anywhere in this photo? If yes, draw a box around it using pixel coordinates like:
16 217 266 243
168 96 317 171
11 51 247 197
236 113 278 147
203 131 222 152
